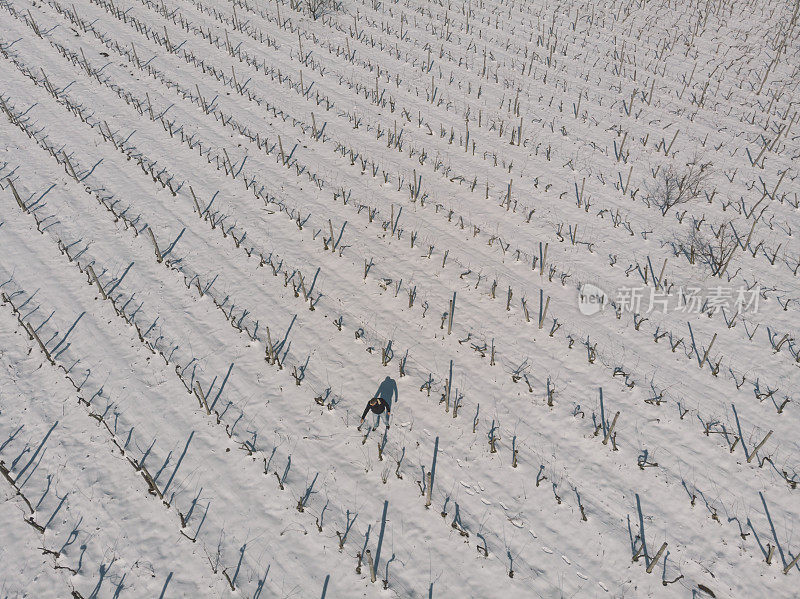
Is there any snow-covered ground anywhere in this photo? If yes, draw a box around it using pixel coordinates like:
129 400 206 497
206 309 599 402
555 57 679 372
0 0 797 596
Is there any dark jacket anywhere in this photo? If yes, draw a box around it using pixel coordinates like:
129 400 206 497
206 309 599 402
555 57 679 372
362 397 390 419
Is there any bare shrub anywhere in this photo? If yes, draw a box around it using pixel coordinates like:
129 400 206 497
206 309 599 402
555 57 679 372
304 0 341 20
688 221 738 277
647 157 712 216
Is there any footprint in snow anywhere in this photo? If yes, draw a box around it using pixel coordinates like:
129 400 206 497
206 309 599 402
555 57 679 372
576 572 588 580
561 556 571 565
529 529 537 538
598 582 608 591
480 498 491 505
499 501 508 510
542 547 553 554
458 481 475 495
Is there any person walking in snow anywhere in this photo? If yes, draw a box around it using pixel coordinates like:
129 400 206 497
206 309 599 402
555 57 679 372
359 396 391 430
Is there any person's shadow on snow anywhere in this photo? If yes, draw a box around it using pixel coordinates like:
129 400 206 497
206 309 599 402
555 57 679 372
373 376 398 411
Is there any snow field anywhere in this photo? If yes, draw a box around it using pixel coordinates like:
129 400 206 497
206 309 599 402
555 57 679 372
1 0 798 596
